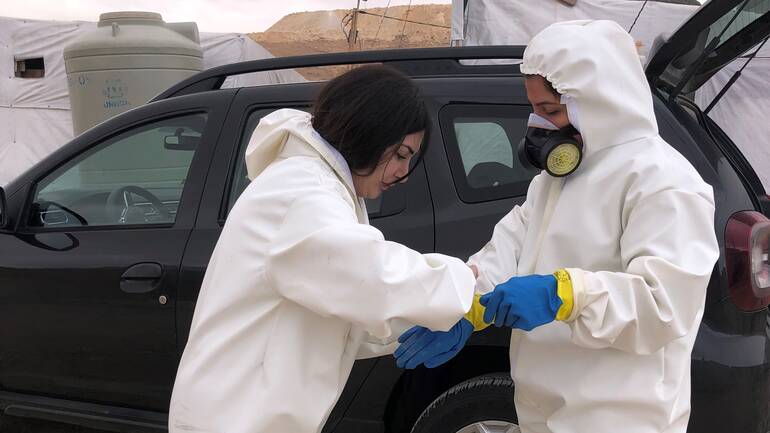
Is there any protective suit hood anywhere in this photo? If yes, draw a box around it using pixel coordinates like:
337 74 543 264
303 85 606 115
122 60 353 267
244 108 357 202
520 20 658 157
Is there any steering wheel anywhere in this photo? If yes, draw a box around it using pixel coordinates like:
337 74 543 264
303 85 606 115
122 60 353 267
106 185 172 224
467 162 517 188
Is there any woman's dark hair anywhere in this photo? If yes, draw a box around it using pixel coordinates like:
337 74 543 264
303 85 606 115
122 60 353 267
312 65 429 180
524 74 559 96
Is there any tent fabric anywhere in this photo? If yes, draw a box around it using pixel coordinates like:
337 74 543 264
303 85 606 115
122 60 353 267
0 16 304 186
202 32 304 88
451 0 466 43
454 0 770 192
696 54 770 190
458 0 698 56
0 107 73 184
0 18 86 110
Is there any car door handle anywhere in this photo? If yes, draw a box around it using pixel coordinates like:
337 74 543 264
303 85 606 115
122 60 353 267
120 263 163 294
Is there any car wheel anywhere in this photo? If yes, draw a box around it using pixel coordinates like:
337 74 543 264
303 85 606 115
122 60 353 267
410 374 519 433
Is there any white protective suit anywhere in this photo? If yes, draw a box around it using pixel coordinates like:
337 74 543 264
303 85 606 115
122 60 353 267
468 21 720 433
168 109 475 433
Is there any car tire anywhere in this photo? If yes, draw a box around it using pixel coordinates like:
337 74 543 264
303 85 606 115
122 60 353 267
410 374 519 433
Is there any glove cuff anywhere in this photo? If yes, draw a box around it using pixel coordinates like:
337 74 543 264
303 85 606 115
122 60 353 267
464 293 491 331
553 269 574 321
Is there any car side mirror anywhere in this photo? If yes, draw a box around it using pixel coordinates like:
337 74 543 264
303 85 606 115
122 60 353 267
164 128 200 151
0 186 7 229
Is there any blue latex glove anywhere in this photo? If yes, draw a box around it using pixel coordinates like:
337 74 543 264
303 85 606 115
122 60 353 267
480 274 561 331
394 318 474 369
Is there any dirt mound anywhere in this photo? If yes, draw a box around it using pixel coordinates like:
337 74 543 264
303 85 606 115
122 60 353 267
250 4 452 80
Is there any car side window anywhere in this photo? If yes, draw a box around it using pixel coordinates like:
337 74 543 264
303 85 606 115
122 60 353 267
28 113 207 228
225 108 398 218
439 104 535 203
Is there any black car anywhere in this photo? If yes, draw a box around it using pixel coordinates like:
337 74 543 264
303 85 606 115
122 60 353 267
1 1 769 432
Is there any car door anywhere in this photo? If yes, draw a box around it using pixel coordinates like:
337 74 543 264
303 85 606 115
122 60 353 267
175 84 435 430
0 91 232 411
432 102 535 259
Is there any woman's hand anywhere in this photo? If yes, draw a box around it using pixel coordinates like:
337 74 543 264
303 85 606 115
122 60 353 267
469 264 479 279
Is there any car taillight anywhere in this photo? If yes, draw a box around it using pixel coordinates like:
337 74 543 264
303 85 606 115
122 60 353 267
725 211 770 311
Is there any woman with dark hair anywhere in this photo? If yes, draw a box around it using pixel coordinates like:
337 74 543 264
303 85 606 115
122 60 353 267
168 65 477 433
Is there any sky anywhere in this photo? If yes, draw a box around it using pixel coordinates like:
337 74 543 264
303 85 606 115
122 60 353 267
0 0 452 33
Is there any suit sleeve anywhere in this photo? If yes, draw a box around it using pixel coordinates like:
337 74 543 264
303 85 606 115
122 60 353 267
354 320 413 359
265 184 475 340
467 175 547 294
565 188 719 355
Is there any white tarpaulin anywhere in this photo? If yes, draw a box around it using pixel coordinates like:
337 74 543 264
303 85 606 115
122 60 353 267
0 16 304 186
696 50 770 189
458 0 698 57
453 0 770 191
451 0 466 43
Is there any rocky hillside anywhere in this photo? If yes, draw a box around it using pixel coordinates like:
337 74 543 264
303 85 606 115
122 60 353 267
249 4 451 80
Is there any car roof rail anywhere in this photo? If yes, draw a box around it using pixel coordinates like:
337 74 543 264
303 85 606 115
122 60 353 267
152 45 525 101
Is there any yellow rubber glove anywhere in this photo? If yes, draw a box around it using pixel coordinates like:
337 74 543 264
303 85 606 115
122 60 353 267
464 293 490 331
554 269 574 321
